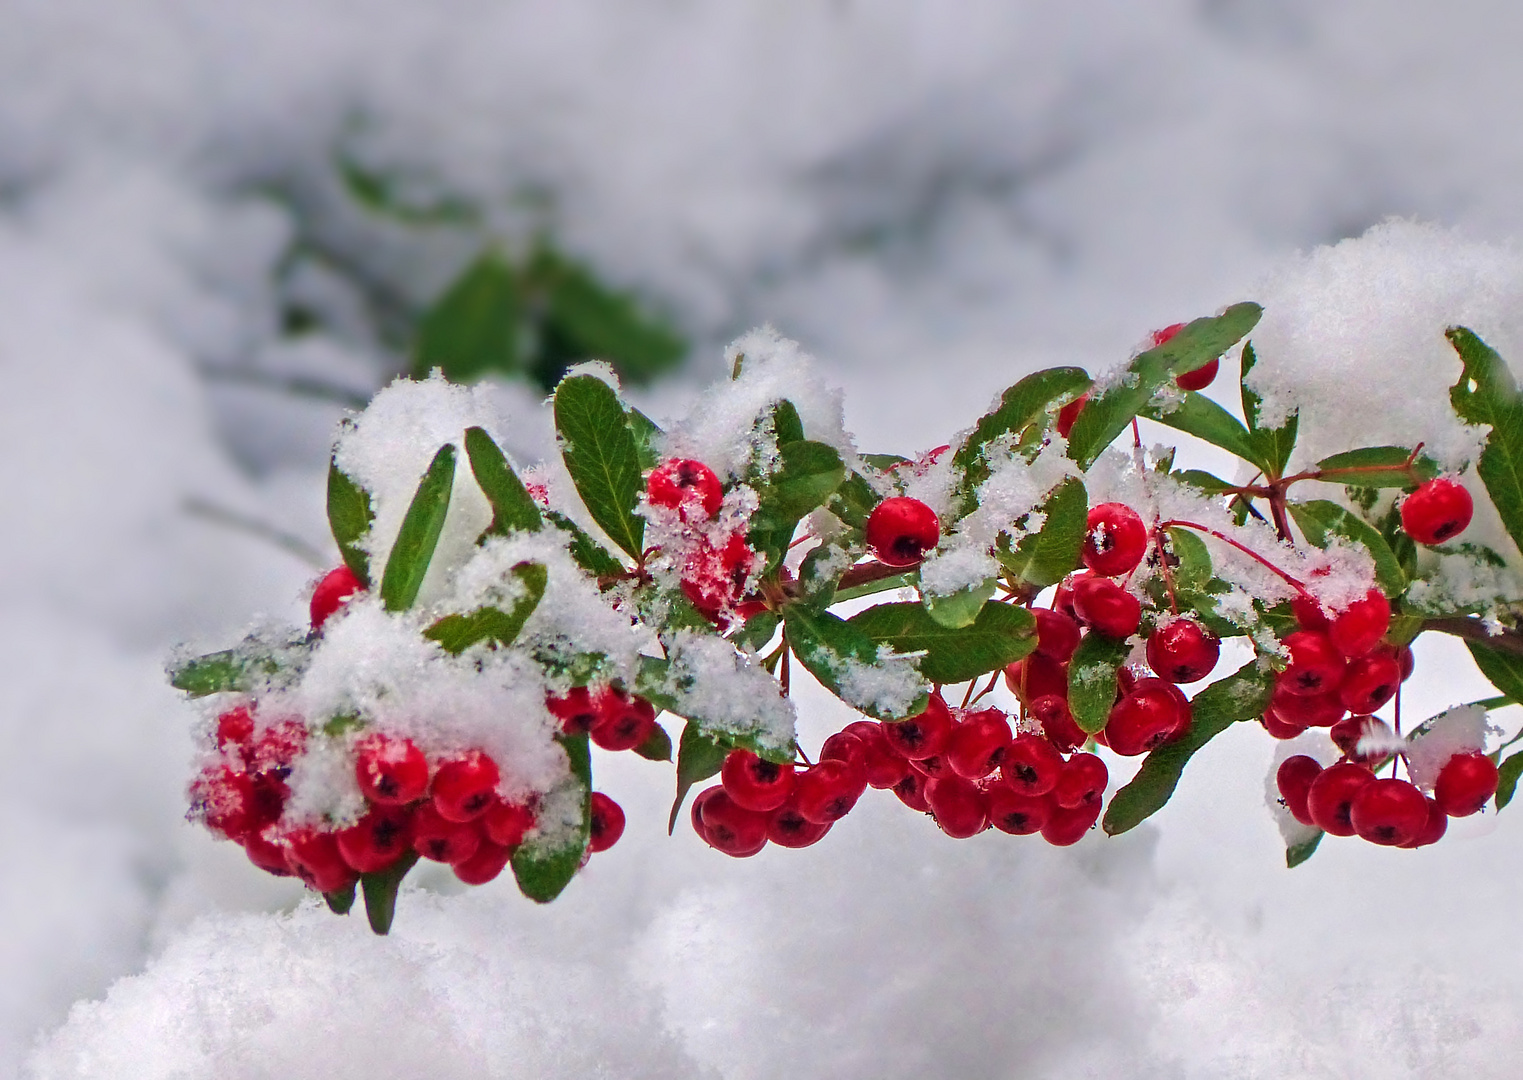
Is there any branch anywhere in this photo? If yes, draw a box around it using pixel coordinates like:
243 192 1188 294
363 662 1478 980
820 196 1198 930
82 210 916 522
1426 616 1523 659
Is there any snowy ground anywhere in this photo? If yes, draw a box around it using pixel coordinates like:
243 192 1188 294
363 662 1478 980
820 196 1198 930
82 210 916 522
6 2 1523 1076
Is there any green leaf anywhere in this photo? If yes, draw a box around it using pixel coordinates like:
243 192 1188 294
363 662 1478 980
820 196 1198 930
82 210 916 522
1465 641 1523 704
1141 392 1263 470
1495 750 1523 810
360 851 419 935
423 562 547 654
464 427 541 536
544 510 626 579
531 249 685 387
379 444 457 612
327 457 374 586
323 880 356 915
1314 446 1436 489
731 611 781 653
628 408 663 472
512 733 592 903
828 471 879 531
1066 633 1131 734
831 570 915 605
668 721 731 833
1165 526 1214 592
797 545 851 611
771 399 805 444
167 636 309 698
920 578 996 629
785 605 929 720
553 375 646 559
1240 343 1299 478
996 477 1087 588
413 251 521 382
862 453 911 471
751 441 846 533
954 367 1091 499
1103 661 1275 834
1068 303 1262 469
1173 469 1239 495
634 722 673 763
847 600 1036 685
1286 830 1323 869
1448 326 1523 561
1286 499 1405 597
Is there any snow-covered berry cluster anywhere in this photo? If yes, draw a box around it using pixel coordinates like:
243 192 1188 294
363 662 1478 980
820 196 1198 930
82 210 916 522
172 310 1523 932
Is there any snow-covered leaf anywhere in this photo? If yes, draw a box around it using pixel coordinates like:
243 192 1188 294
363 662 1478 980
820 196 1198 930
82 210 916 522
168 636 310 698
1103 662 1274 835
1287 499 1405 597
920 578 996 629
1240 342 1298 479
1448 326 1523 561
424 562 547 654
847 600 1035 685
996 477 1087 588
730 611 781 653
1286 831 1323 868
628 407 663 472
512 733 591 903
786 605 929 720
379 443 456 612
464 426 542 536
327 456 375 586
750 440 846 566
954 366 1090 502
554 374 646 560
1141 392 1262 470
1067 633 1131 734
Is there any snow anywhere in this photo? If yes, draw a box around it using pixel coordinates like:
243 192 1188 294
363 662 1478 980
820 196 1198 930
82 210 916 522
12 3 1523 1078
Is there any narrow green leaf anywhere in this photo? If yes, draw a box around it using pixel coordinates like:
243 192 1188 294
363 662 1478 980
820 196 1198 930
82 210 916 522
862 453 912 471
771 399 805 444
167 637 309 698
1465 641 1523 704
1141 392 1263 470
379 444 457 612
1103 662 1275 834
1067 633 1131 733
1314 445 1436 489
1493 750 1523 810
464 427 541 536
424 562 547 654
996 477 1087 588
634 722 673 762
954 367 1091 497
1286 830 1323 868
1448 326 1523 561
327 457 374 586
1287 499 1405 597
1173 469 1239 495
1068 303 1262 469
668 721 731 833
512 733 592 903
361 851 419 935
921 578 996 629
413 251 521 382
1240 342 1299 478
786 605 930 720
544 510 626 579
830 570 915 605
323 880 357 915
554 374 645 559
847 600 1036 685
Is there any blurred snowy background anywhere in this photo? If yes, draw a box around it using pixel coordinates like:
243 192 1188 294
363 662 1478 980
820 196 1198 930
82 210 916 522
6 1 1523 1076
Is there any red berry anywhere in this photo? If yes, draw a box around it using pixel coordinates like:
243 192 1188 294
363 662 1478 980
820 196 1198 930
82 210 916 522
820 731 866 768
1268 684 1346 728
482 799 535 849
336 806 414 874
1329 714 1393 765
681 535 757 620
1328 589 1391 658
311 566 364 631
794 759 868 824
411 801 482 864
285 828 357 893
1305 762 1374 836
453 841 513 885
1105 678 1190 756
1151 322 1186 346
1276 756 1323 826
588 792 626 853
1175 357 1220 392
1055 393 1088 438
215 705 255 752
189 765 258 840
865 497 941 567
589 690 657 752
1082 503 1149 577
697 789 769 856
431 750 500 823
843 721 911 788
1278 631 1347 697
1034 608 1082 663
1292 594 1331 631
767 800 833 848
880 695 954 760
1004 653 1069 703
986 787 1051 835
1337 654 1401 714
946 708 1013 779
1395 644 1416 682
1350 778 1429 846
892 768 931 812
647 458 724 518
1001 733 1066 796
1053 753 1108 809
546 687 601 735
1434 752 1499 817
247 718 306 777
1402 478 1473 546
243 827 293 877
924 775 988 838
1146 618 1220 684
355 734 430 806
690 786 723 844
720 749 797 813
1041 797 1102 846
1052 577 1080 620
1072 577 1142 638
1400 798 1449 848
1259 709 1307 740
1028 694 1085 754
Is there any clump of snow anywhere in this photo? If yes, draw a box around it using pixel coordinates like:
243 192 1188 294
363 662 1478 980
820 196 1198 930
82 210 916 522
1406 704 1495 790
655 631 795 753
832 645 929 720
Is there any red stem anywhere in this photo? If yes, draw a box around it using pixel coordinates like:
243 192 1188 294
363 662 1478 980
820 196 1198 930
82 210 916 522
1156 518 1311 597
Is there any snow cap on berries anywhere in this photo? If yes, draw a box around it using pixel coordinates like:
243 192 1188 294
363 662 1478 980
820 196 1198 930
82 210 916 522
1405 704 1494 791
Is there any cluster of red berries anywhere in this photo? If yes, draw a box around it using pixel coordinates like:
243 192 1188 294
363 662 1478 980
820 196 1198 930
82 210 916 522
646 458 762 622
691 696 1111 853
1277 745 1499 848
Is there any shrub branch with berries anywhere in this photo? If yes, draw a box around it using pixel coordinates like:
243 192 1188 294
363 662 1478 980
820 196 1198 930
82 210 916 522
171 307 1523 933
